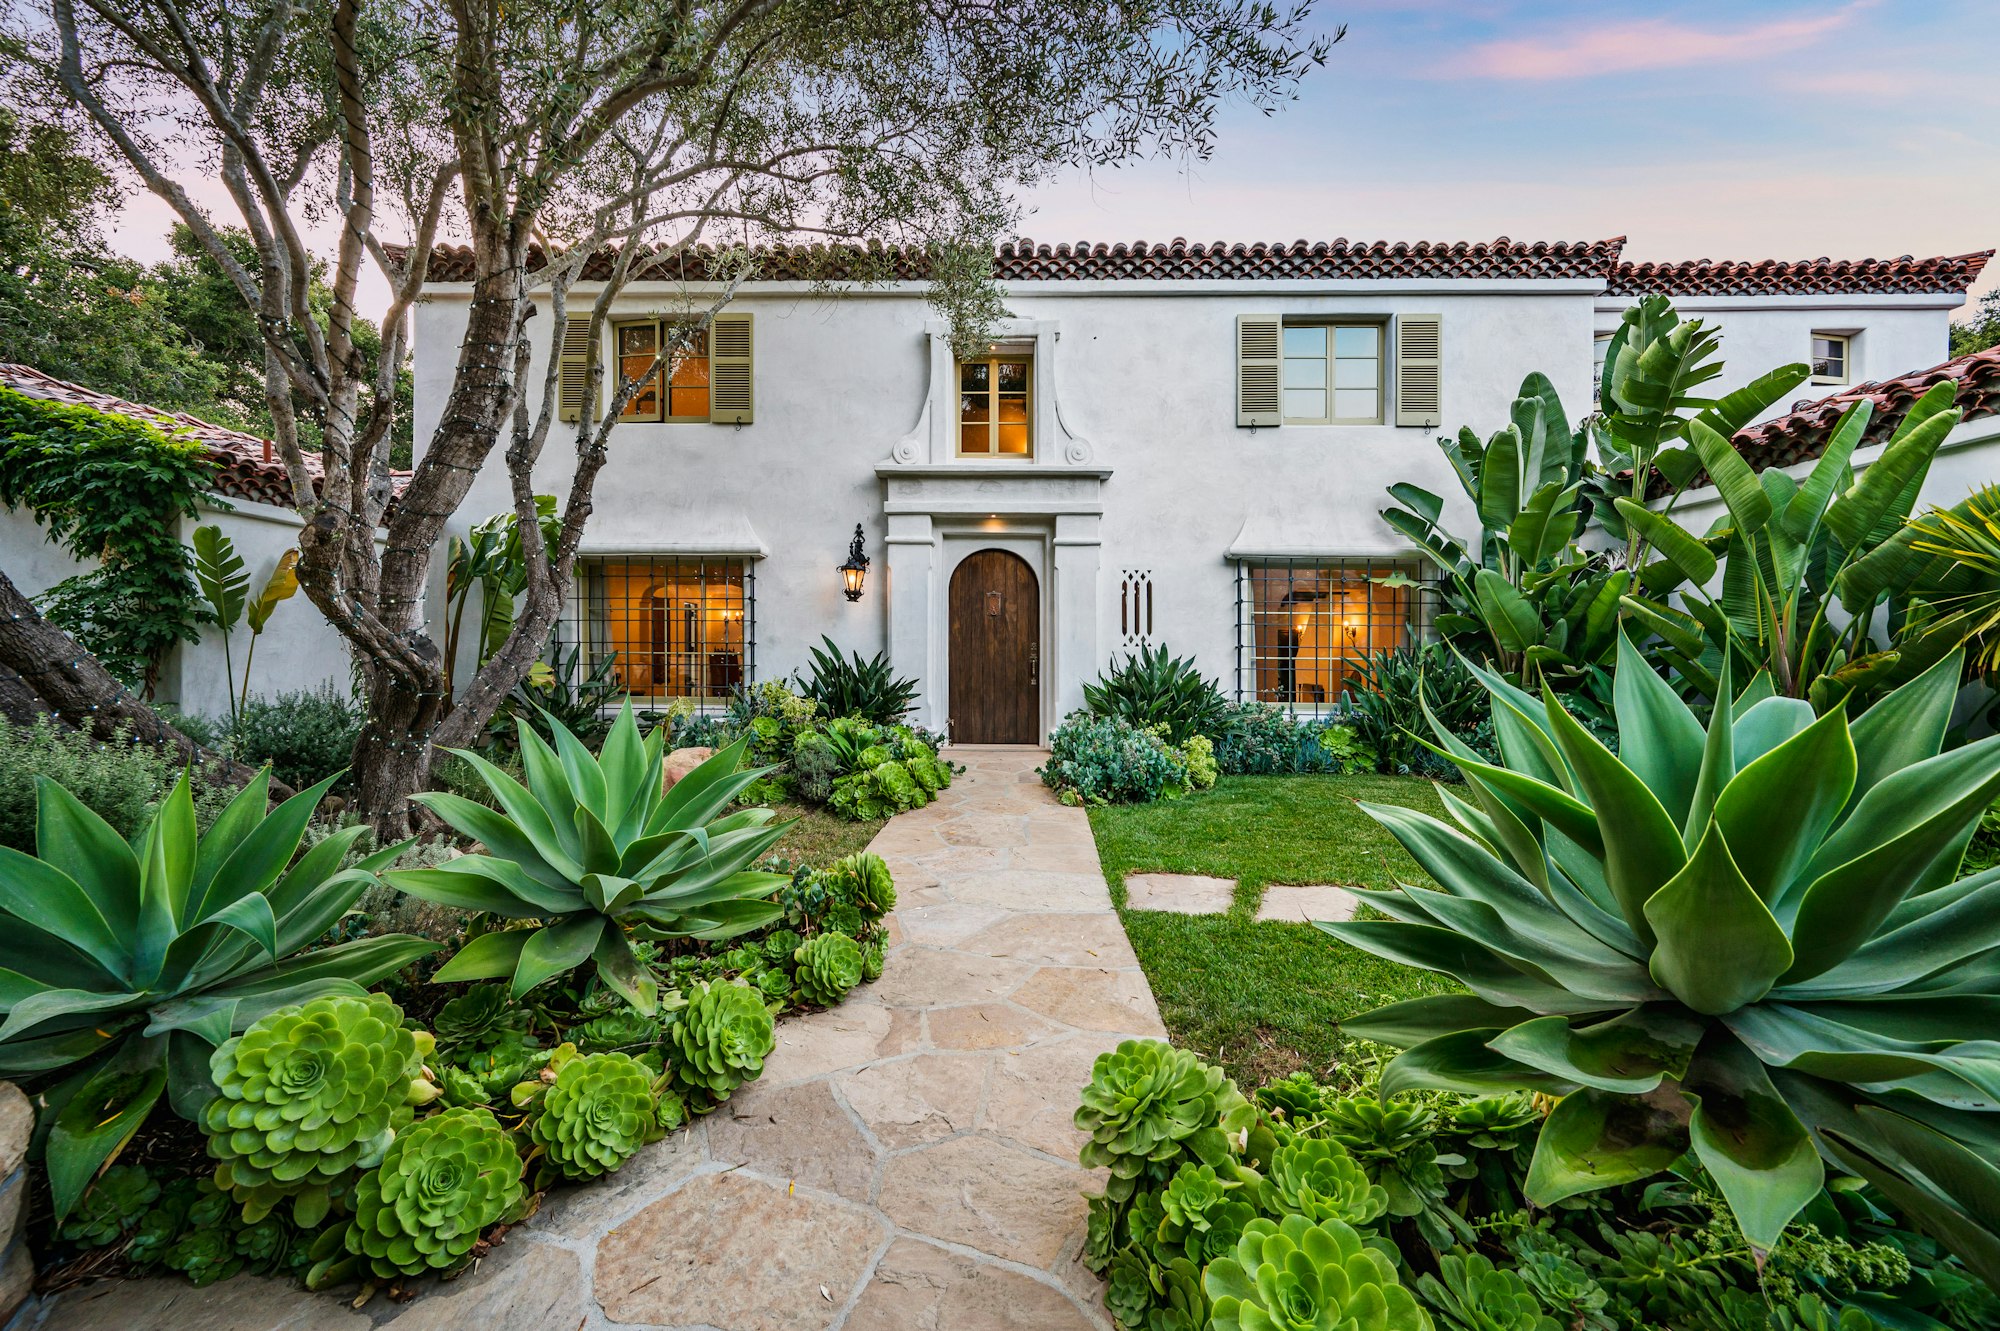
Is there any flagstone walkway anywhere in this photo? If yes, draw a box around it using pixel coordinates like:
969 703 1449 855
42 746 1163 1331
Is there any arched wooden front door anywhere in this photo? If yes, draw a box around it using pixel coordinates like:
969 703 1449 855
948 549 1040 744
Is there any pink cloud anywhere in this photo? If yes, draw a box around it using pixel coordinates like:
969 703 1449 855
1440 4 1870 80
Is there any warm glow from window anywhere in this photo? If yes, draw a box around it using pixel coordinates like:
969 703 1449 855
617 320 711 422
959 356 1031 456
1241 560 1433 712
573 557 750 704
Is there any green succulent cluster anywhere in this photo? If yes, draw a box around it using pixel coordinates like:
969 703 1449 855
1076 1039 1251 1201
441 1039 542 1107
831 851 897 918
792 931 864 1006
1267 1136 1389 1227
121 1176 315 1285
60 1163 159 1247
859 940 885 984
527 1049 661 1179
335 1107 526 1280
432 984 532 1049
1417 1252 1561 1331
203 993 436 1225
669 980 775 1101
573 1007 662 1053
1205 1214 1428 1331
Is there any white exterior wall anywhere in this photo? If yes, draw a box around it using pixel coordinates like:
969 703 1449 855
1594 295 1959 429
410 274 1963 740
2 496 359 719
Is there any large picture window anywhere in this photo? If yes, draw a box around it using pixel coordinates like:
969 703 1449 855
571 556 752 705
1236 559 1434 712
615 319 711 422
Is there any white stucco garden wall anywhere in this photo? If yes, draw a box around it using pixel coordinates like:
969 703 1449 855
2 496 359 719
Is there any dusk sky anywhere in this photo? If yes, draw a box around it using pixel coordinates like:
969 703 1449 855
1017 0 2000 302
103 0 2000 309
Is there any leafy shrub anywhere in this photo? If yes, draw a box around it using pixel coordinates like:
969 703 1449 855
204 993 438 1226
1183 734 1218 790
196 685 362 791
796 635 918 724
1083 643 1227 743
821 719 953 820
1347 643 1496 777
0 384 213 684
0 716 179 851
1210 704 1375 776
1042 712 1192 805
1328 637 2000 1252
0 769 429 1222
388 704 789 1010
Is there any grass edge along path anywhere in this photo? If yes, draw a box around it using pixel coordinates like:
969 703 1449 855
1088 773 1457 1088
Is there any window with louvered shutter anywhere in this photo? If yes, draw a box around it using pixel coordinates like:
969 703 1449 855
708 312 753 424
1236 314 1281 427
1394 315 1442 427
557 317 597 423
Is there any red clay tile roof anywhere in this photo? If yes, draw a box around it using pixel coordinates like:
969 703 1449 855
1609 252 1991 298
404 237 1992 296
405 235 1630 284
1733 344 2000 470
0 363 408 510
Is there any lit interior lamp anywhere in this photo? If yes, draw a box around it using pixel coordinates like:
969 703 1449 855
839 523 870 602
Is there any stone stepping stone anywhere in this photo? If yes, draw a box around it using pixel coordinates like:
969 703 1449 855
1255 883 1360 924
1124 873 1236 914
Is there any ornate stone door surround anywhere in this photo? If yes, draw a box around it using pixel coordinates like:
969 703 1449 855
878 318 1110 739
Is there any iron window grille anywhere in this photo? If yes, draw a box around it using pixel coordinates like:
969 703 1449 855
1233 558 1437 714
565 555 755 708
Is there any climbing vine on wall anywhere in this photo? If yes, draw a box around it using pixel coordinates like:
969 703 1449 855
0 386 215 688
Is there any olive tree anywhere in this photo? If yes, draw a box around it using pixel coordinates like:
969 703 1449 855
8 0 1334 833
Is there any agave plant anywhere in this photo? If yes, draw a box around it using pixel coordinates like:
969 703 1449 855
0 769 429 1220
386 703 791 1012
1326 635 2000 1251
1082 643 1226 743
796 635 919 724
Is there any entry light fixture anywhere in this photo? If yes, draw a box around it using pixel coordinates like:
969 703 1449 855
839 523 870 602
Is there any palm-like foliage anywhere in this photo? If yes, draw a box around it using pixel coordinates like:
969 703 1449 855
1621 380 1968 709
0 769 429 1220
389 703 790 1012
1893 483 2000 679
1082 643 1226 743
1324 637 2000 1252
797 635 918 724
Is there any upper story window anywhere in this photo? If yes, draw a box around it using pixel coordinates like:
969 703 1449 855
1282 322 1383 425
959 353 1032 456
1812 333 1851 386
616 319 711 422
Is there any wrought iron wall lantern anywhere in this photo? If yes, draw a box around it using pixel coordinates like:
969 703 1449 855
839 523 870 602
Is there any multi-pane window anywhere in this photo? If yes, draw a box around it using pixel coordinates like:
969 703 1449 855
959 354 1032 455
1593 332 1614 403
615 320 711 422
1812 334 1850 385
1282 323 1383 424
1236 559 1435 713
571 556 752 706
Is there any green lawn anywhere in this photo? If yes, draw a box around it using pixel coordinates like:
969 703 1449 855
1091 774 1456 1088
769 802 887 871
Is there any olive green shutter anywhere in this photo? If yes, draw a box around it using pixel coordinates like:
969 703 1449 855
1236 314 1281 427
556 317 596 423
709 311 753 424
1395 314 1442 427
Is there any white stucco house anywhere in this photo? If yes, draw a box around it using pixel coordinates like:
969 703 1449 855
408 236 1993 744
